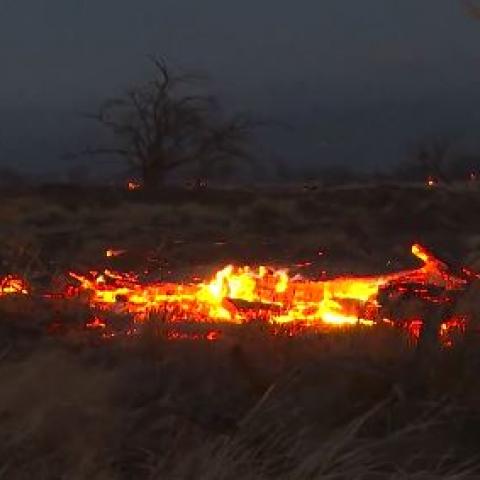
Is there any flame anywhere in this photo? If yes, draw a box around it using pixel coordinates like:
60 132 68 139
86 316 107 329
166 330 221 341
426 176 438 188
62 243 468 330
403 316 467 347
127 181 141 191
106 249 126 258
0 275 29 296
0 244 474 346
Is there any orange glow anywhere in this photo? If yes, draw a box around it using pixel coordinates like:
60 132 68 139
106 249 126 258
86 317 107 329
63 243 468 331
0 244 474 346
404 316 467 347
166 330 221 341
127 180 141 191
426 176 438 188
0 275 29 296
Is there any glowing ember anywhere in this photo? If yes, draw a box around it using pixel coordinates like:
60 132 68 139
426 176 438 188
127 180 141 191
106 249 127 258
86 317 107 329
166 330 221 341
0 275 29 296
64 243 468 330
0 244 475 345
403 316 467 347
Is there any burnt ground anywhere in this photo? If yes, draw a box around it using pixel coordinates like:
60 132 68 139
0 182 480 479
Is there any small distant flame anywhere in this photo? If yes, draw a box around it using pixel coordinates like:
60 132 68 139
426 176 438 188
0 244 475 346
0 275 29 296
470 172 478 182
106 249 126 258
127 181 141 191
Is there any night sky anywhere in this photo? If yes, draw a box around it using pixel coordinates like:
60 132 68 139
1 0 480 177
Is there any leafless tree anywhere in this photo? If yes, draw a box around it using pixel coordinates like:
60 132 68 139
396 135 458 183
83 57 258 189
411 136 453 182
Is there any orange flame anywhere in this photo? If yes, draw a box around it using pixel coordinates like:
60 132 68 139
127 181 141 191
426 176 438 188
64 243 467 329
106 249 127 258
0 244 473 346
86 316 107 329
0 275 29 296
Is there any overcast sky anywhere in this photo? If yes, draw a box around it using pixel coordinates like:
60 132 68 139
1 0 480 175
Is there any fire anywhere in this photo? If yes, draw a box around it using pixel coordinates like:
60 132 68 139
0 243 474 345
166 330 221 341
403 316 467 347
0 275 29 296
426 176 438 188
127 180 141 191
63 243 468 330
106 249 126 258
86 317 107 329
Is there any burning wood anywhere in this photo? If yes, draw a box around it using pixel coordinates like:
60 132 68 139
0 275 29 296
0 244 475 345
105 249 127 258
127 180 141 191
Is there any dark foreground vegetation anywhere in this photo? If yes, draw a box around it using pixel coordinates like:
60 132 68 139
2 320 480 479
1 182 480 479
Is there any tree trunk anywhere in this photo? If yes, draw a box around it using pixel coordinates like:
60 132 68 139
142 160 165 191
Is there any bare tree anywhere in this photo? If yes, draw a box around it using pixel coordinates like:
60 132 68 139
83 57 258 189
397 135 457 183
411 136 453 182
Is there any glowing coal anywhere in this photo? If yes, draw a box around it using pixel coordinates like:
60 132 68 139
66 244 468 328
0 244 474 344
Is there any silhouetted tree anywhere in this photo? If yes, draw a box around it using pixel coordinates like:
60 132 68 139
397 135 456 182
83 58 258 189
413 136 453 182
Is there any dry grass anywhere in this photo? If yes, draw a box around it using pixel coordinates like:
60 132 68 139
0 183 480 478
0 183 478 274
0 323 480 479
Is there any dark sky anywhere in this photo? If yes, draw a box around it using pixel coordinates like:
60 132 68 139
1 0 480 176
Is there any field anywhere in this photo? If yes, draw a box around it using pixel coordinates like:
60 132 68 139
1 182 480 479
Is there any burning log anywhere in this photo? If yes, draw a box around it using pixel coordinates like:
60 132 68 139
0 275 29 296
65 245 470 340
0 243 476 346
